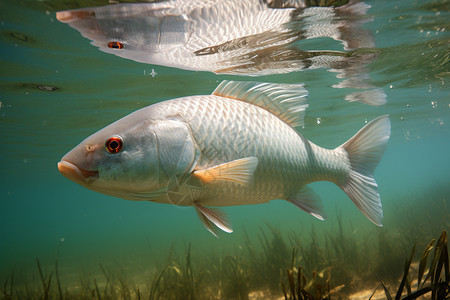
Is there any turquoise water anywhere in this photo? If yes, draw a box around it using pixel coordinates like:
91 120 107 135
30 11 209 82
0 0 449 298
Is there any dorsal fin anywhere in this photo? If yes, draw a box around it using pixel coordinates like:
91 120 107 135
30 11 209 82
212 80 308 127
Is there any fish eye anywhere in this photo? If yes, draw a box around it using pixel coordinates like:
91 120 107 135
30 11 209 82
107 41 124 49
105 136 123 154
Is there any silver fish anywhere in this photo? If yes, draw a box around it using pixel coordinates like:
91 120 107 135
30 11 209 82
56 1 381 86
58 81 390 236
56 0 385 105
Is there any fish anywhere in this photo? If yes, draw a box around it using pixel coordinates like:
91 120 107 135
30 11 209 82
55 0 386 107
55 0 375 74
58 81 390 236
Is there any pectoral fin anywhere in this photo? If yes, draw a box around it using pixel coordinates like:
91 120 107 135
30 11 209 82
288 186 327 221
192 157 258 186
195 204 233 237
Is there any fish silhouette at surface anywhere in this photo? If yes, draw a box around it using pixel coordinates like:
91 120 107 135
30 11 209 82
56 0 385 106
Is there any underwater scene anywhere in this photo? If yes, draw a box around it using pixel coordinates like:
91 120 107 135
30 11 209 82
0 0 449 299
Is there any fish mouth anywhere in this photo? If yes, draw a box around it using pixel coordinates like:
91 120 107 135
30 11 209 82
57 160 99 184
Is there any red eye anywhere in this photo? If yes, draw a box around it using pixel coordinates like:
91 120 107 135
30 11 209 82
105 136 123 154
107 41 124 49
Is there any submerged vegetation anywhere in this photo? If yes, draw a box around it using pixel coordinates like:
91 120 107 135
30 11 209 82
2 187 449 299
377 230 449 300
2 228 449 299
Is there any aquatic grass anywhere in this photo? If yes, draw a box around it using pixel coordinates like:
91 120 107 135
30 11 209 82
98 263 115 299
322 215 369 288
378 230 449 300
427 230 449 299
172 243 198 300
298 226 324 275
417 238 435 289
146 243 205 300
389 185 450 250
243 224 294 294
54 239 65 300
36 257 53 300
2 200 448 300
75 262 137 300
244 222 367 296
258 226 292 292
178 243 197 300
1 272 14 300
292 216 377 292
246 221 398 296
221 256 250 300
375 229 406 283
148 265 167 300
281 262 344 300
327 215 361 269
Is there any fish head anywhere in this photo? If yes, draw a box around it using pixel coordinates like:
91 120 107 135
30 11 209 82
56 4 188 65
58 115 165 200
58 109 197 201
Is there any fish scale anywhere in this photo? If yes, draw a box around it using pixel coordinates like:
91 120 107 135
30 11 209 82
149 95 345 207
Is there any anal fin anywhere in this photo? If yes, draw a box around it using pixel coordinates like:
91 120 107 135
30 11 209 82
192 157 258 186
288 186 327 221
195 203 233 237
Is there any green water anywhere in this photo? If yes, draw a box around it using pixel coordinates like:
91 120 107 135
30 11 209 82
0 0 449 298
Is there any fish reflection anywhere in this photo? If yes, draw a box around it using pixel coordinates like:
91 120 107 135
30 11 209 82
57 0 385 105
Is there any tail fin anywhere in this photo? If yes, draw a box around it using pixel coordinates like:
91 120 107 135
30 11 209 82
338 115 391 226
